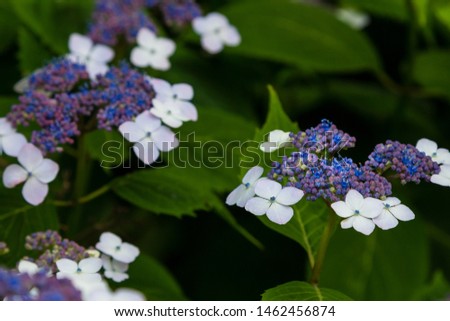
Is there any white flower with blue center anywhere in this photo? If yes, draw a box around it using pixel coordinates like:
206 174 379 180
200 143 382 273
431 164 450 187
192 12 241 54
245 178 304 225
373 197 415 230
68 33 114 80
101 254 129 283
0 118 27 157
96 232 140 264
119 111 179 165
226 166 265 207
416 138 450 165
3 143 59 206
56 258 103 283
331 189 384 235
260 130 292 153
130 28 175 70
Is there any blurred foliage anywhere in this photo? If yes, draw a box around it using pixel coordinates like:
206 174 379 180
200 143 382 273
0 0 449 300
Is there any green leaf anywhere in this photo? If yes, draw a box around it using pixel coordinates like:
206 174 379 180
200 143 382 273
320 218 429 300
259 200 329 268
18 27 53 75
11 0 93 55
120 254 186 300
413 50 450 97
262 281 351 301
85 129 129 168
341 0 408 21
0 186 59 267
413 271 450 300
222 0 380 72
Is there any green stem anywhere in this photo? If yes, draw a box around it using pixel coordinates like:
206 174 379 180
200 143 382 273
52 184 111 207
309 211 337 285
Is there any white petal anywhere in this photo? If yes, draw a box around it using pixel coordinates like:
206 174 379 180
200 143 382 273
172 84 194 100
112 289 145 301
90 44 114 63
352 216 376 235
345 189 364 211
373 210 398 230
156 112 183 128
119 121 146 143
383 197 401 207
112 259 129 273
276 187 304 206
430 174 450 187
18 144 43 172
340 216 355 229
260 142 280 153
152 126 178 152
242 166 264 185
18 260 39 275
221 26 241 46
390 204 415 221
56 258 78 274
331 201 354 218
436 148 450 165
2 133 27 157
33 159 59 183
156 38 176 56
268 130 290 144
133 140 160 165
236 185 257 207
360 197 384 218
0 118 15 135
416 138 437 156
192 16 208 34
266 203 294 225
3 164 28 188
101 254 112 271
105 270 129 282
114 243 140 264
136 28 156 48
69 33 92 57
177 101 198 121
149 55 171 71
201 34 224 54
130 47 151 67
22 177 48 205
79 258 102 274
244 197 271 215
336 8 370 30
439 164 450 178
254 178 282 200
96 232 122 255
206 12 229 30
135 110 162 133
151 78 172 98
225 184 245 206
86 62 109 79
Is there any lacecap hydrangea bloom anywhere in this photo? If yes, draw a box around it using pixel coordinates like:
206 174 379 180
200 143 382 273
227 119 448 235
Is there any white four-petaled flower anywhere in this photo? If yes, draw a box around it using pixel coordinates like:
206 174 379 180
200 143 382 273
151 99 195 128
226 166 264 207
416 138 450 165
101 254 129 283
373 197 415 230
192 12 241 54
68 33 114 80
431 164 450 187
56 258 102 283
0 118 27 157
260 130 292 153
96 232 140 264
331 189 384 235
3 144 59 205
245 179 304 225
119 111 178 165
17 260 39 275
130 28 176 70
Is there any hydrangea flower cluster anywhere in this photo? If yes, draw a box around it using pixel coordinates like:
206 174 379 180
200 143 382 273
0 230 143 301
227 119 450 235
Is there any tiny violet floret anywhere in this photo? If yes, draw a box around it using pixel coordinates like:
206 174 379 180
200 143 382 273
101 254 129 283
431 165 450 187
68 33 114 80
0 118 27 157
130 28 176 70
245 178 304 225
226 166 264 207
260 130 292 153
416 138 450 165
119 110 179 165
331 189 384 235
95 232 140 264
2 144 59 206
192 12 241 54
373 197 415 230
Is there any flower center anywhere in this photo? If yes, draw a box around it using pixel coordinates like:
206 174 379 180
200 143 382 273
115 245 121 252
354 210 360 215
384 203 391 209
269 196 276 203
244 182 250 188
76 267 81 273
146 132 151 138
